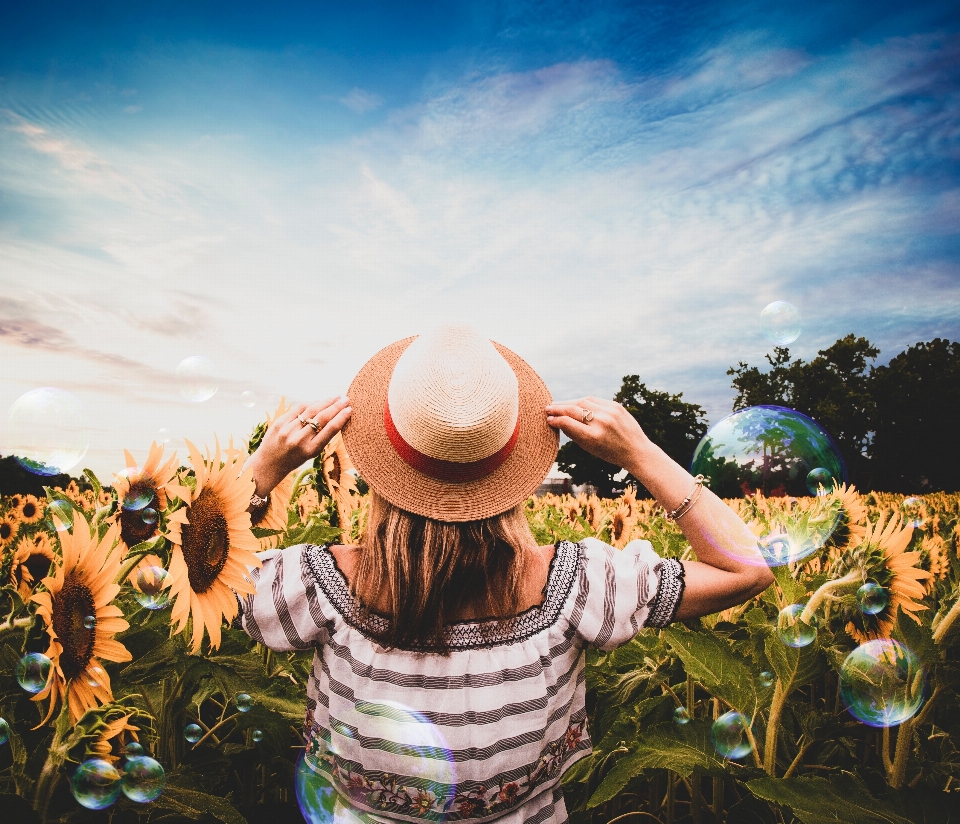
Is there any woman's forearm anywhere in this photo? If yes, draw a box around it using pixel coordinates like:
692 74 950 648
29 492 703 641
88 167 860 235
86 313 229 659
624 440 770 574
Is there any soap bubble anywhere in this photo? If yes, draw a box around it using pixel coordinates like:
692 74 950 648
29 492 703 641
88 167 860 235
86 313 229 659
690 406 846 565
297 700 457 823
711 711 753 759
692 406 846 500
777 604 817 648
46 499 74 532
83 615 96 629
123 742 144 757
759 671 775 688
251 729 263 742
761 301 801 346
134 566 169 610
673 706 690 725
241 390 257 408
17 652 52 693
840 639 925 727
235 693 253 712
121 755 166 802
806 467 835 496
157 427 172 444
0 717 9 745
85 665 105 688
183 724 202 744
141 507 158 525
6 388 89 476
71 758 121 810
176 356 218 403
901 497 925 529
296 751 343 824
117 468 153 511
856 582 888 615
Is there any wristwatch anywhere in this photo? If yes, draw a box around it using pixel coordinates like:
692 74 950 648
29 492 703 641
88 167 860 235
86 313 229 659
250 491 270 509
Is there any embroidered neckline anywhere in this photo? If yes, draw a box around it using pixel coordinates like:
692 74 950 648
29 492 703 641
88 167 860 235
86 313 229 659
302 540 582 651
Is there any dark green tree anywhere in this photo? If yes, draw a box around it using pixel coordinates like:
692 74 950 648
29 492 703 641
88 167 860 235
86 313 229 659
870 338 960 492
727 335 879 488
557 377 707 498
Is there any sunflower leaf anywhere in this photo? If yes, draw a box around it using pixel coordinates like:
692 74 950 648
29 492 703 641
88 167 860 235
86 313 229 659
151 785 248 824
747 775 914 824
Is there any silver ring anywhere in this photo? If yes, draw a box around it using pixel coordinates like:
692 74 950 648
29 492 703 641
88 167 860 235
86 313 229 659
580 408 594 424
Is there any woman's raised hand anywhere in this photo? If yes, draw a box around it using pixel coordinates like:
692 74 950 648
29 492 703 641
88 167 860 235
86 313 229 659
247 396 352 494
545 397 649 473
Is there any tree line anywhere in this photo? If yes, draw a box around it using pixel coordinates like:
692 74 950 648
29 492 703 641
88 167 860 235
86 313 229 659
558 336 960 497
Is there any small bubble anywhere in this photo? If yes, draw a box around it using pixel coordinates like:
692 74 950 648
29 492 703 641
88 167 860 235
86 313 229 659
856 582 888 615
711 711 754 759
0 717 9 745
759 671 775 688
673 707 690 725
46 499 74 532
141 507 158 525
121 755 166 803
85 665 105 688
761 300 801 346
251 729 263 742
123 742 144 757
176 356 218 403
806 467 835 496
134 566 169 610
71 758 122 810
83 615 96 630
17 652 52 693
901 497 925 529
235 693 253 713
241 390 257 408
777 604 817 648
157 427 172 444
183 724 202 744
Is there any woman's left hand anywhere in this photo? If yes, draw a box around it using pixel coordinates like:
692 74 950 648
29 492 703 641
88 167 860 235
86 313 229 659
247 396 352 494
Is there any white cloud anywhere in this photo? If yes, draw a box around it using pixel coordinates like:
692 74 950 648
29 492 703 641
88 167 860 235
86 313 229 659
339 87 383 114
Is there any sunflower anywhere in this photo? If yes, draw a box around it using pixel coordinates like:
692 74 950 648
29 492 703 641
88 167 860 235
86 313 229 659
30 519 131 725
824 483 868 554
321 432 359 531
16 494 44 525
10 533 55 600
112 442 189 551
610 502 636 549
0 511 20 549
165 439 261 653
843 511 932 644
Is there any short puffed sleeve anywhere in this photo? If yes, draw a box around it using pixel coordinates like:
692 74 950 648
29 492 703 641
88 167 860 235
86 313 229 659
236 545 336 651
564 537 685 650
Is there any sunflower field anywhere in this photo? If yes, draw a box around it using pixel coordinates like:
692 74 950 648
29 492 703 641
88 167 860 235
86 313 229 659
0 405 958 823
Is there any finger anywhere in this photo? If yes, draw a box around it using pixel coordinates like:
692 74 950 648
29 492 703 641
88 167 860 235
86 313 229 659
302 396 349 429
312 406 353 448
545 402 600 425
546 413 593 441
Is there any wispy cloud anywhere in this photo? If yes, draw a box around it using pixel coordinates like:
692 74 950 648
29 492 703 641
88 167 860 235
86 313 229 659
339 87 383 114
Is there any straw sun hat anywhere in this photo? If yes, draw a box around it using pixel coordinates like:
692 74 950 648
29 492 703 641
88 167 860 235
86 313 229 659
341 325 558 521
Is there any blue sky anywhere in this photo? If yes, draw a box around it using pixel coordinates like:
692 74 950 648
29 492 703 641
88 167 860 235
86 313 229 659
1 1 959 477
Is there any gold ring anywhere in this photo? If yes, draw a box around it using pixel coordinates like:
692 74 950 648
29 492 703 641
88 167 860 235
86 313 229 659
297 414 311 427
580 408 594 424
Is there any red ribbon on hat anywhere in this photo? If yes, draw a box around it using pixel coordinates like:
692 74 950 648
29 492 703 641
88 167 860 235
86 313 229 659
384 401 520 483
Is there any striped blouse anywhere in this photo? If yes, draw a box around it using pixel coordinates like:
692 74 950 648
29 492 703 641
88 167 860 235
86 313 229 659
238 537 685 824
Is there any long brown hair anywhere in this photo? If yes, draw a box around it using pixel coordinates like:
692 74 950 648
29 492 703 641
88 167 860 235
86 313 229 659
352 490 537 651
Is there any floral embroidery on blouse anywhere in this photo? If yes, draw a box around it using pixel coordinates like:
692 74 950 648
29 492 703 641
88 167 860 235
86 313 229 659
304 717 589 821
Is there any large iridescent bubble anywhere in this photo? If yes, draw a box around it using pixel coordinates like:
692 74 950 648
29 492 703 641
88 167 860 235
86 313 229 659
711 711 753 759
840 639 925 727
761 301 801 346
297 700 457 824
6 388 89 476
691 406 846 566
71 758 122 810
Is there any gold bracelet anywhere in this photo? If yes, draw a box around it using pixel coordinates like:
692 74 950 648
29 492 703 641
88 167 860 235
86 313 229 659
663 475 707 521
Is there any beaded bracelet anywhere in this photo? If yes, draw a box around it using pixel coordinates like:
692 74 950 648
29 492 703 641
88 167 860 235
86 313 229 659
664 474 707 521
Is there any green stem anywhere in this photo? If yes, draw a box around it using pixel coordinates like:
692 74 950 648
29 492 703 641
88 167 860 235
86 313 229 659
32 698 72 822
764 679 785 776
889 718 913 789
0 615 35 641
191 712 240 748
932 595 960 644
800 570 861 624
686 674 695 717
782 738 812 779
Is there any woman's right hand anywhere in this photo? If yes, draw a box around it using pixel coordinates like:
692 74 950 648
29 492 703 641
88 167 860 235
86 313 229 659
247 396 352 495
545 397 650 472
